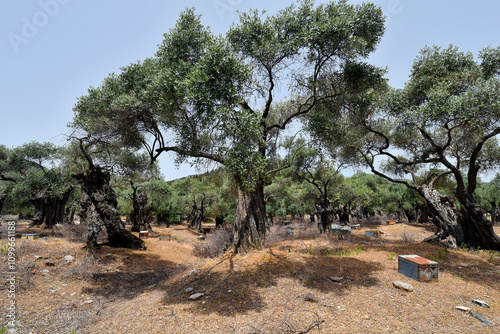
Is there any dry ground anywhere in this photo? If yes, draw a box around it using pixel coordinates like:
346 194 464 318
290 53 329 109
1 218 499 333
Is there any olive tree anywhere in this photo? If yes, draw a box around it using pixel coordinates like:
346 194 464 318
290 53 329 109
0 142 74 227
310 45 500 249
71 1 385 253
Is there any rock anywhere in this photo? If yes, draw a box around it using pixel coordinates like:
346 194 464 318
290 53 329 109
305 292 319 303
330 276 344 282
184 287 194 293
197 235 205 240
44 260 55 266
26 261 35 269
189 293 204 301
469 311 494 327
189 269 200 276
104 253 115 260
455 306 470 312
48 287 61 292
191 276 200 282
393 281 414 292
146 284 157 290
82 300 93 304
40 269 50 274
472 299 490 308
35 255 50 260
60 255 75 265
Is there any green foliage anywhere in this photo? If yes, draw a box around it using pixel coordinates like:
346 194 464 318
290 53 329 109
72 1 385 201
474 173 500 211
387 252 396 260
0 142 72 214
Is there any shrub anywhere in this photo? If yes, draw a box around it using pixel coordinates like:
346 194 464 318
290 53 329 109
193 228 234 258
400 230 420 244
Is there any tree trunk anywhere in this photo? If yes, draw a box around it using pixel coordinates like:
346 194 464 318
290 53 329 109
0 194 6 215
233 182 266 254
131 191 151 232
188 203 198 229
457 197 500 250
76 166 145 249
418 186 462 248
336 204 350 225
215 215 224 229
491 201 498 226
63 206 75 225
79 190 103 248
30 188 72 228
157 213 170 227
315 202 333 233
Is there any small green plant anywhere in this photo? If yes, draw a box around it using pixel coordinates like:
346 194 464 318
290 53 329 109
486 250 499 263
430 248 450 262
322 248 332 256
387 252 396 260
0 327 7 334
333 247 365 257
302 244 316 255
0 243 8 254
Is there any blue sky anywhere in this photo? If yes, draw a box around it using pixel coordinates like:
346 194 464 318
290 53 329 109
1 0 499 180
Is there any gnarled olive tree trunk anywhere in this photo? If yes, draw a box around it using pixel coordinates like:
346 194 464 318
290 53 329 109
30 188 73 228
233 182 266 254
417 186 462 248
76 166 145 249
335 203 351 225
457 197 500 250
130 184 151 232
316 202 334 233
418 186 500 250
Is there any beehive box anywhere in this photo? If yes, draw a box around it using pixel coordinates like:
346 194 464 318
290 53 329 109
349 224 361 230
386 220 395 225
285 227 294 235
330 224 341 233
365 230 382 237
398 255 438 282
21 234 40 240
139 231 149 239
340 226 351 235
159 233 171 241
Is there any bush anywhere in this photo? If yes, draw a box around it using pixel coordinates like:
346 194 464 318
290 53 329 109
400 230 420 244
193 228 234 258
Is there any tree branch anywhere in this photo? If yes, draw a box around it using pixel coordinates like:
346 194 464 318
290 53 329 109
155 146 225 165
467 126 500 195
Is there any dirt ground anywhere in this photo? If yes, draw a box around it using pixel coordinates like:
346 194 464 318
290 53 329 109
1 218 499 333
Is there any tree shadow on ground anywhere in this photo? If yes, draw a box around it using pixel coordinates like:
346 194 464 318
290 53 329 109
160 247 381 317
80 247 187 300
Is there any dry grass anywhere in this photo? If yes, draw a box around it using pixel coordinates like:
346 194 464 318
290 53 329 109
1 220 499 333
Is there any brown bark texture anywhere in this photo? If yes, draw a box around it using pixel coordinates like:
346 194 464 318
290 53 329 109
76 166 146 250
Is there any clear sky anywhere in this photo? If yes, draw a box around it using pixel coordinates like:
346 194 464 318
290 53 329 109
1 0 499 180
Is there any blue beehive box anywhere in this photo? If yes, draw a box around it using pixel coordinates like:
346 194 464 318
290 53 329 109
21 234 40 240
365 230 382 237
398 255 438 282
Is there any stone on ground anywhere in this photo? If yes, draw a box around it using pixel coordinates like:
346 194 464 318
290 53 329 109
393 281 414 292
